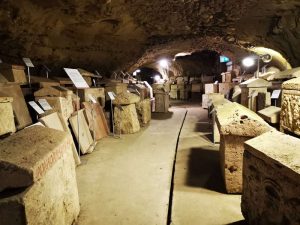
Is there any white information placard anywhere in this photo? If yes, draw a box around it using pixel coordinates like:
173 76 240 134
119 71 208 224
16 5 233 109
271 90 281 99
28 101 44 114
144 81 153 99
38 99 52 111
88 94 97 103
108 92 115 101
64 68 89 89
22 58 34 67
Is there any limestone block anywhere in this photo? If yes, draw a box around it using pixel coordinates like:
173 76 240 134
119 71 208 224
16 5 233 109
280 89 300 135
105 82 128 95
0 84 32 130
0 64 27 83
113 92 140 105
282 77 300 90
232 85 242 103
221 72 232 83
135 84 149 100
34 86 73 98
114 104 140 134
136 99 151 125
78 88 105 107
179 90 188 100
170 90 178 99
215 103 272 193
258 106 281 124
155 93 169 113
170 84 178 91
204 83 218 94
0 126 73 191
0 97 16 136
242 130 300 225
0 127 80 225
218 83 235 95
202 93 224 109
35 96 74 122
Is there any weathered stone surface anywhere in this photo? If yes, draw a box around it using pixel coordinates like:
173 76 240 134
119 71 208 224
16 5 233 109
136 99 151 125
242 130 300 225
155 93 169 113
34 86 73 98
202 93 224 109
0 64 27 84
218 83 235 95
35 96 74 122
0 126 72 191
282 77 300 90
105 82 128 95
0 127 80 225
78 88 105 107
0 97 15 136
258 106 281 124
113 92 140 105
280 89 300 136
215 102 272 193
204 83 218 94
114 104 140 134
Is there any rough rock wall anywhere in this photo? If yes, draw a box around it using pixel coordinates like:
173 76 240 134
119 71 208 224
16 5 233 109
0 0 299 73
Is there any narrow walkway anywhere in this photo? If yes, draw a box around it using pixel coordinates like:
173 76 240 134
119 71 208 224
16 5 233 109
76 108 187 225
171 106 244 225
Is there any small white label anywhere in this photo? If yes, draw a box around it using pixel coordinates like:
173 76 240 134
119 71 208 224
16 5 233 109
88 94 97 103
23 58 34 67
271 90 281 99
108 92 115 100
144 81 153 99
38 99 52 111
29 101 44 114
64 68 89 89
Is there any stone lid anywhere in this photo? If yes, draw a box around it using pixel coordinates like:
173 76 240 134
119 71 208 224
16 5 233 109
113 92 140 105
282 77 300 90
245 130 300 175
240 78 270 88
34 86 73 97
215 102 272 137
0 126 70 192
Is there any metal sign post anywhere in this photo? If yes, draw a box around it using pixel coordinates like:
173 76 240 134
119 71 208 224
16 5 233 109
23 58 34 87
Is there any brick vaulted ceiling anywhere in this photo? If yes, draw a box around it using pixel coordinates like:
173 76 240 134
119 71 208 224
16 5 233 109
0 0 299 74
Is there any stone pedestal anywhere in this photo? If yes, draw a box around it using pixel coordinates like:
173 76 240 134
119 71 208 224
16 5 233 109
114 104 140 134
0 126 80 225
242 130 300 225
155 93 169 113
215 103 272 193
0 97 15 136
240 78 270 112
280 77 300 136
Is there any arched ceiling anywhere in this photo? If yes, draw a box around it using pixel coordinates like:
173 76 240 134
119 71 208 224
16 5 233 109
0 0 299 74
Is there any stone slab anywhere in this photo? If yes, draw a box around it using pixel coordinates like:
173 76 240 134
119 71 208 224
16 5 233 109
0 126 71 192
0 84 32 130
242 130 300 225
0 64 27 84
0 97 16 136
78 88 105 107
258 106 281 124
0 130 80 225
69 109 94 154
39 112 81 165
155 93 169 113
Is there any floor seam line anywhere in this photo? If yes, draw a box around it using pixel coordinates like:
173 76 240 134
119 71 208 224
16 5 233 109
167 108 188 225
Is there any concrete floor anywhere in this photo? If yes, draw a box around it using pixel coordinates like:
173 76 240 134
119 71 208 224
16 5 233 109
76 107 187 225
76 102 245 225
170 105 245 225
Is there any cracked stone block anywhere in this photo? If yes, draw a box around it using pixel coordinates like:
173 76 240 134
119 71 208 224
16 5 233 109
0 97 16 136
136 99 151 125
280 77 300 136
0 127 79 225
242 130 300 225
215 103 272 193
114 104 140 134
